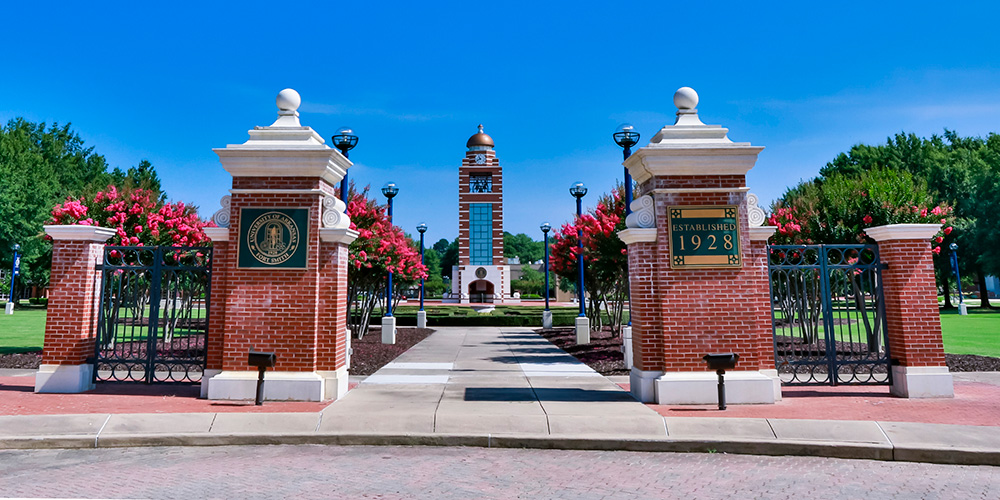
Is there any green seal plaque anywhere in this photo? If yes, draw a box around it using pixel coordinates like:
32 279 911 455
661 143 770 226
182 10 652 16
667 205 741 269
238 208 309 269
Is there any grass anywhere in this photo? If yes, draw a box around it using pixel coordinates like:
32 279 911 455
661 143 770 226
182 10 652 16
939 308 1000 357
0 303 47 353
3 301 997 357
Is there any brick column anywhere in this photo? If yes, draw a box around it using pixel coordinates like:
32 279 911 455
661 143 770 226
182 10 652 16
34 225 115 393
865 224 954 398
201 227 230 398
617 87 779 405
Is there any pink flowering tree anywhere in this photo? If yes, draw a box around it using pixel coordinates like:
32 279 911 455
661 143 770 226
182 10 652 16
48 185 213 343
549 185 629 335
345 184 427 339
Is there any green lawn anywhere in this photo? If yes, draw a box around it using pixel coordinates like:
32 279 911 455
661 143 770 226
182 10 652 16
0 304 47 353
2 302 996 357
939 308 1000 357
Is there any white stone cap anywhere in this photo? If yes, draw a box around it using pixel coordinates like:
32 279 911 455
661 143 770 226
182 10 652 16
203 227 230 242
44 225 116 242
320 228 359 245
864 223 941 242
617 228 657 245
748 226 777 241
624 87 763 184
214 89 351 186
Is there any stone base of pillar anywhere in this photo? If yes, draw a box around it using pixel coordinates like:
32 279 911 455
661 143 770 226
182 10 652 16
890 365 954 398
542 310 553 329
575 316 590 344
4 302 13 315
654 371 779 405
630 367 664 403
622 327 633 370
200 369 222 398
34 364 95 393
416 310 427 329
958 303 968 316
318 367 349 400
381 316 397 344
345 329 352 368
205 370 339 402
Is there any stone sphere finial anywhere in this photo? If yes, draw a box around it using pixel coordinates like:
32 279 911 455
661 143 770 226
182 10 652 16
276 88 301 112
673 87 699 111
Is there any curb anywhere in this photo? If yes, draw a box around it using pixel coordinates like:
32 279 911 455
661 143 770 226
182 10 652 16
2 431 996 466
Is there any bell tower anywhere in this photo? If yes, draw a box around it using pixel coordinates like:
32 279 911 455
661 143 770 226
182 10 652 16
449 125 512 304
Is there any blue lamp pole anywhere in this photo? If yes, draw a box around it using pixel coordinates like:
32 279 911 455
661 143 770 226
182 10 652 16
540 222 551 311
950 242 967 315
5 244 20 315
569 182 588 318
332 127 358 209
381 182 399 317
614 124 640 327
417 223 427 311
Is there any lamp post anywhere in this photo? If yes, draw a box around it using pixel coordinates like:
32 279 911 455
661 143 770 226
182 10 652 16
613 124 640 216
569 181 589 343
950 242 967 316
332 127 358 209
416 222 428 328
380 181 399 343
540 222 552 329
614 123 640 329
5 244 20 315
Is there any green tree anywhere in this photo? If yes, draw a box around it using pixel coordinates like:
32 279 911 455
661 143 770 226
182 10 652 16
439 237 459 278
503 232 543 263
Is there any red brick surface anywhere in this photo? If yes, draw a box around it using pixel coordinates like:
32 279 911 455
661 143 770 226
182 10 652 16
627 183 773 372
878 239 947 367
41 241 105 365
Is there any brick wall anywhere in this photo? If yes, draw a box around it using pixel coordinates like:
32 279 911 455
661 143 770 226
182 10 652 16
212 183 346 373
42 241 104 365
628 178 773 372
878 239 947 367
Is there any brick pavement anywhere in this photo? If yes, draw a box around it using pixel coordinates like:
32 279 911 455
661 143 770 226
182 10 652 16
0 445 997 499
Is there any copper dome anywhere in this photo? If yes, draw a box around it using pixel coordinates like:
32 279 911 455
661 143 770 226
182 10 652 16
466 124 495 148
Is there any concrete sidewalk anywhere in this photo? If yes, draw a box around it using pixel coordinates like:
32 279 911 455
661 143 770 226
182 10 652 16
1 327 998 466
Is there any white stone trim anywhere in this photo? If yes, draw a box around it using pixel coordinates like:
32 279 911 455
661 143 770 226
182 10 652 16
617 228 657 245
229 189 329 195
211 195 231 228
43 225 117 242
625 147 764 185
630 368 664 403
890 365 954 398
746 193 766 227
654 371 777 405
206 370 330 402
34 364 95 393
748 226 778 241
317 366 349 401
650 187 750 194
203 228 230 242
319 228 359 245
321 196 351 229
625 195 655 229
214 149 348 187
382 316 397 344
864 223 941 242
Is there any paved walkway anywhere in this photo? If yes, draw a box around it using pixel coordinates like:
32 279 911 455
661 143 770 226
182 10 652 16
320 327 664 436
0 327 998 466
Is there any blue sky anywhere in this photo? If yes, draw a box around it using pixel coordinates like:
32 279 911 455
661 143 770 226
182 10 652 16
3 1 999 245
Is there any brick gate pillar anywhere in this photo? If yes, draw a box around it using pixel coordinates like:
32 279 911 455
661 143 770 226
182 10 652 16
618 87 780 404
200 89 357 402
865 224 954 398
34 225 115 393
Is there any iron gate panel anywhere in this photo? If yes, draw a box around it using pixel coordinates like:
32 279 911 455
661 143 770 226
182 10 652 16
767 244 891 385
93 246 212 383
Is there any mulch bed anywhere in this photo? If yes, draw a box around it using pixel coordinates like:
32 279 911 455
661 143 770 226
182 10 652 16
536 327 629 376
349 327 434 376
0 327 435 375
536 328 1000 375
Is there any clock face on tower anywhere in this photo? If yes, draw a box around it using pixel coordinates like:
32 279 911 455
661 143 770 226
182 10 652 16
474 153 486 165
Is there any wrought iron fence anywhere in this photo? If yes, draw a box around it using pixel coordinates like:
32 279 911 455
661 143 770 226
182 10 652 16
92 246 212 383
767 244 891 385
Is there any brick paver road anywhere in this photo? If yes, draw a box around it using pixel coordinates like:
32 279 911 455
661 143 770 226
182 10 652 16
0 445 997 499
